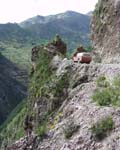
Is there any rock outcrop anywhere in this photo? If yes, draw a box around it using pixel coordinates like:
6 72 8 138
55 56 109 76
5 37 120 149
6 60 120 150
6 135 37 150
31 35 66 72
91 0 120 63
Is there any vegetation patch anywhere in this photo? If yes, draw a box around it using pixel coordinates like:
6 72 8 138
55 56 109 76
63 120 80 139
35 123 47 140
52 73 69 97
85 45 93 52
92 76 120 106
0 101 27 147
29 46 52 100
35 111 55 139
96 76 109 88
29 44 70 138
0 40 33 70
49 112 63 129
93 0 108 34
29 45 69 114
92 88 112 106
94 0 103 17
91 117 114 140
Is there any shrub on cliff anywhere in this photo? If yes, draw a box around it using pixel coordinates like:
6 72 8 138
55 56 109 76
92 76 120 106
91 117 114 140
63 120 80 139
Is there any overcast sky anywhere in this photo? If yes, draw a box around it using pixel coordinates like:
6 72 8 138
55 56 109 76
0 0 98 23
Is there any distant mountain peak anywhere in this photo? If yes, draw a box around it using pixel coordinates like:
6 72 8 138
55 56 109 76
35 15 44 19
20 15 45 27
64 10 81 15
20 10 87 27
58 10 85 18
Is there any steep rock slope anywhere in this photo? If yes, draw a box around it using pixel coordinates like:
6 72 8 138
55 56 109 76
91 0 120 63
0 11 90 145
0 54 27 125
5 39 120 150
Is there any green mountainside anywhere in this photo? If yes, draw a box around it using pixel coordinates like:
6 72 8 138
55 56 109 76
0 11 90 69
0 23 34 69
0 23 31 43
0 53 27 125
20 11 90 51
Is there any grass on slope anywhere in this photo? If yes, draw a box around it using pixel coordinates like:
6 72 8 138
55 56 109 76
92 76 120 106
0 42 32 70
91 117 114 140
0 99 27 146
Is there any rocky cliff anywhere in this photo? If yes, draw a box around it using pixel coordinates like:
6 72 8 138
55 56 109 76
91 0 120 63
4 37 120 150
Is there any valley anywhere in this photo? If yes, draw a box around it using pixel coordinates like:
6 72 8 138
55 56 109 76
2 2 120 149
0 54 27 125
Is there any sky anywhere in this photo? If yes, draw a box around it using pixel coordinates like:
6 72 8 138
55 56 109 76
0 0 98 23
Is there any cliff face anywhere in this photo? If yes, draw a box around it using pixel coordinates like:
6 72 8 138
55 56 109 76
5 38 120 150
6 62 120 150
91 0 120 63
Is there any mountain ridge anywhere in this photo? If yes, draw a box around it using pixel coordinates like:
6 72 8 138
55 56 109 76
19 10 90 50
20 11 90 27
